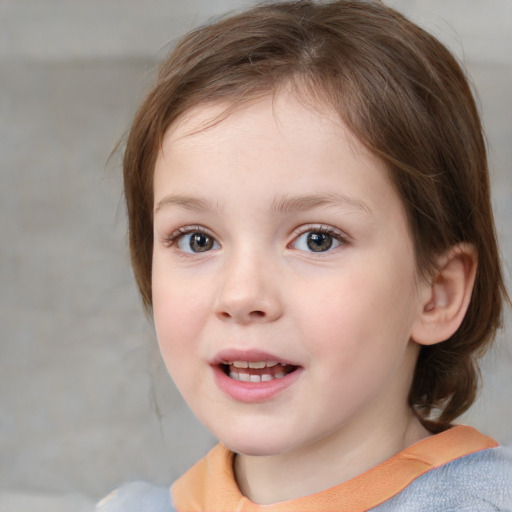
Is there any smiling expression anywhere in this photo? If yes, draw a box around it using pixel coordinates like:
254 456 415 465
151 92 428 458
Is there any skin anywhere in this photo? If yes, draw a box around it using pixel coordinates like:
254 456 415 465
151 91 433 504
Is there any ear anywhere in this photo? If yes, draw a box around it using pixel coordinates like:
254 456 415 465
411 243 477 346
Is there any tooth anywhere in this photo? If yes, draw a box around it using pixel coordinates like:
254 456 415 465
279 363 287 366
238 372 251 382
261 374 273 382
275 372 285 379
229 371 240 380
233 361 248 368
249 374 261 383
248 361 266 369
266 361 278 367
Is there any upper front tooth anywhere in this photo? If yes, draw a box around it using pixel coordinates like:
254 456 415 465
248 361 266 369
231 360 281 369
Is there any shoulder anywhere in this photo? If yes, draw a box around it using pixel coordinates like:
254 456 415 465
95 481 176 512
372 446 512 511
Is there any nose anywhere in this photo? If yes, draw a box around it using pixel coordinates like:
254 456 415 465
213 250 283 325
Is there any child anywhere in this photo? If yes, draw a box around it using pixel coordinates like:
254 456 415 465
97 1 512 510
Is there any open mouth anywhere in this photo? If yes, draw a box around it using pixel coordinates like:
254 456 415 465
220 360 298 382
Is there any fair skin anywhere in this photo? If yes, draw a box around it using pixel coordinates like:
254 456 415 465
151 92 475 504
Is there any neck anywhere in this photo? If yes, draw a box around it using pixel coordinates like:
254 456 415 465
234 408 430 505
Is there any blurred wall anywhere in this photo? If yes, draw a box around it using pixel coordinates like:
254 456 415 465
1 0 511 502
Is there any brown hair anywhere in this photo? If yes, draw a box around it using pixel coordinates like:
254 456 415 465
122 0 508 430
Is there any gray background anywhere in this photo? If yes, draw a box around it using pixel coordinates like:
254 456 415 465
1 0 511 509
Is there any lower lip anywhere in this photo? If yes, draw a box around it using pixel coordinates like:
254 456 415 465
212 365 303 403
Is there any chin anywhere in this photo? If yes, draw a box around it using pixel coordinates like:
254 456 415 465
215 428 298 457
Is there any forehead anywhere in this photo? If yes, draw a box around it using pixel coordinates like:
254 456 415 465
159 91 380 172
153 92 409 235
165 92 335 142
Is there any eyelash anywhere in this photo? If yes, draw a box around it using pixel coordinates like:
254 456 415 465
164 226 216 247
290 225 349 252
164 224 347 254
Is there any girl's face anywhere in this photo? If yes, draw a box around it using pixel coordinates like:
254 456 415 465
152 92 428 459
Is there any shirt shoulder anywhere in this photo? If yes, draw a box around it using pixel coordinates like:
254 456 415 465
371 446 512 511
95 481 176 512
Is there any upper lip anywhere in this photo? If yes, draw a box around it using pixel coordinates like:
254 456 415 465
210 348 300 367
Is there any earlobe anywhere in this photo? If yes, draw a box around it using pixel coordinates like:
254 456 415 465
412 243 477 346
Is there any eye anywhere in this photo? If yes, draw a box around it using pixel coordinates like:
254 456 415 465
291 228 345 253
173 229 220 253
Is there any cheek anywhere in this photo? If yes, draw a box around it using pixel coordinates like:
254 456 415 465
151 272 208 368
152 289 207 404
299 257 418 355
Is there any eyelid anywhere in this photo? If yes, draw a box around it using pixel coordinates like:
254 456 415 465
291 224 349 241
162 223 348 251
289 224 349 251
164 225 219 248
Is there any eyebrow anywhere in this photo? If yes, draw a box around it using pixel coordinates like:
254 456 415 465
268 193 374 218
154 195 218 214
154 192 373 218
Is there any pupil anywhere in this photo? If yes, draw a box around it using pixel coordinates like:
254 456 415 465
307 232 332 252
190 233 213 252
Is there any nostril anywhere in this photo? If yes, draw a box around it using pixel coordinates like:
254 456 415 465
217 310 265 321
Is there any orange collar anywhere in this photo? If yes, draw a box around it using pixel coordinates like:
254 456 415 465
171 425 497 511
